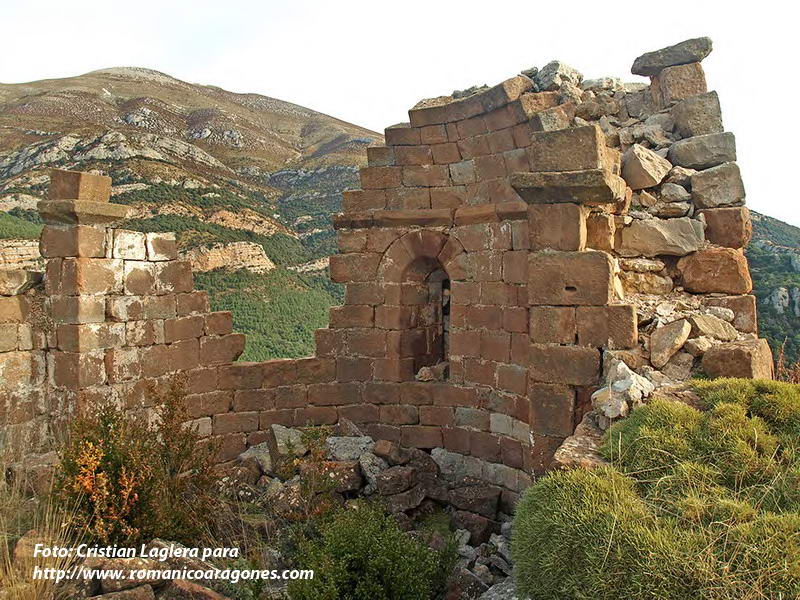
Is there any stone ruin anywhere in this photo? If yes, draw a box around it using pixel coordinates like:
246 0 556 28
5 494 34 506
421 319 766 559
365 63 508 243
0 37 774 509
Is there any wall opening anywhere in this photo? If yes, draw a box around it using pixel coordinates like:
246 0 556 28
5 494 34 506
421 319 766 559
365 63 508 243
404 257 450 377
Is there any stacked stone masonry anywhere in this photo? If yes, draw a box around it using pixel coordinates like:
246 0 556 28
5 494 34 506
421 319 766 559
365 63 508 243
0 37 773 505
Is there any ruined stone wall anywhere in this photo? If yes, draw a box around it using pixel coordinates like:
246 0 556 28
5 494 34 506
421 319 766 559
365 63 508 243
0 38 774 506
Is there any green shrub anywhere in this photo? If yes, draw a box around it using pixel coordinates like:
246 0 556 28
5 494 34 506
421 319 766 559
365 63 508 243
287 502 455 600
513 382 800 600
0 211 43 240
56 378 218 544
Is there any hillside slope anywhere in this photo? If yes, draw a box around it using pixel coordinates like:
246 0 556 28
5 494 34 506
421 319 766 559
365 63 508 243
748 211 800 363
0 68 380 358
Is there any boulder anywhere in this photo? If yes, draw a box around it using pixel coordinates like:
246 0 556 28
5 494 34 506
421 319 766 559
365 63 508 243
668 132 736 169
650 319 691 368
372 439 410 465
621 144 672 190
551 412 607 470
237 442 272 474
684 337 714 357
671 92 723 137
702 339 774 379
662 351 695 380
448 484 501 519
358 451 388 495
376 465 417 495
453 511 495 546
619 217 704 257
534 60 583 91
385 483 426 513
447 567 489 599
692 163 745 208
631 37 713 76
660 182 691 203
678 247 752 294
325 436 374 461
299 460 362 493
100 559 165 593
689 314 739 341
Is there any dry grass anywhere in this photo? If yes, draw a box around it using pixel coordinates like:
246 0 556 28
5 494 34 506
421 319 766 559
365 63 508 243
0 454 83 600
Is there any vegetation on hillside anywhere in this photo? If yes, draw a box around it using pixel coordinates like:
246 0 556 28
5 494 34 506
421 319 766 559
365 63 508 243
513 378 800 599
194 268 341 360
0 211 42 240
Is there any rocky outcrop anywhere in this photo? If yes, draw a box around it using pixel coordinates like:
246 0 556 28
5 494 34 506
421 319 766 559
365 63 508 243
181 242 275 273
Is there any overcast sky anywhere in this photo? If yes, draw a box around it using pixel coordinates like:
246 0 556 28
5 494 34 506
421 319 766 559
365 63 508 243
1 1 795 225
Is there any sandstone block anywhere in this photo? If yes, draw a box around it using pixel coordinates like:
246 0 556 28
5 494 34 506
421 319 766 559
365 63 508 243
38 200 129 225
113 230 147 260
586 212 616 251
384 124 421 146
529 383 575 437
631 37 713 76
678 247 752 294
527 125 608 172
529 344 601 386
691 162 745 208
650 319 691 368
51 350 106 389
395 145 433 166
651 62 707 107
367 145 395 166
57 323 125 352
704 295 758 333
698 207 752 248
402 165 450 187
668 132 736 169
342 189 386 211
576 305 637 349
48 169 111 202
671 91 723 138
60 258 123 295
360 166 402 189
689 314 738 341
511 169 626 205
702 338 773 380
199 334 246 365
0 296 27 323
329 253 381 283
105 346 142 383
432 142 461 164
0 271 39 296
621 144 671 190
51 295 105 324
618 217 704 257
40 225 105 258
529 306 576 344
528 203 587 251
528 251 615 306
145 233 177 261
176 291 209 315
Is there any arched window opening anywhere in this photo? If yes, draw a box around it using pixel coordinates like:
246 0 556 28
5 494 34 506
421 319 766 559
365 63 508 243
405 258 450 381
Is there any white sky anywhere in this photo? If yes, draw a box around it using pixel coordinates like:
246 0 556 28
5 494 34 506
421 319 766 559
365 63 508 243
0 0 795 226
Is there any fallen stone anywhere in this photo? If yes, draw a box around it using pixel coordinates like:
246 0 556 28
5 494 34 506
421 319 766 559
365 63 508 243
376 465 417 495
326 436 374 461
705 306 735 322
238 442 272 474
359 451 388 495
664 166 696 188
621 144 672 190
453 511 495 546
631 37 713 76
678 247 752 294
449 484 501 519
534 60 583 91
100 559 165 593
668 132 736 170
671 91 723 137
650 319 691 368
551 412 607 470
684 336 714 357
689 314 739 341
448 566 489 599
299 460 362 493
592 358 654 426
662 351 695 380
660 182 691 203
0 271 41 296
619 270 674 295
619 217 704 257
620 257 666 273
479 577 520 600
691 163 745 208
268 424 307 458
385 483 426 513
702 339 773 379
372 439 410 465
649 202 691 218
